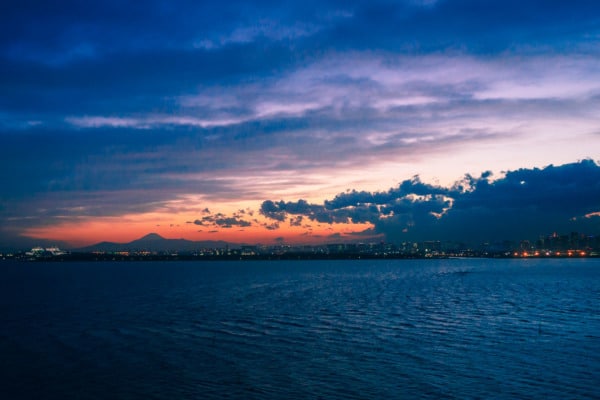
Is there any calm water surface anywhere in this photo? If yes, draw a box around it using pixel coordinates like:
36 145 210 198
1 258 599 399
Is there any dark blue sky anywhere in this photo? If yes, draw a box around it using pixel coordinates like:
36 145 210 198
1 0 599 249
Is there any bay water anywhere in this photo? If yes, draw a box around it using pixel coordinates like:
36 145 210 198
1 258 599 399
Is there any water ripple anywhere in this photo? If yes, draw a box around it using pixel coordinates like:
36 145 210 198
1 258 599 399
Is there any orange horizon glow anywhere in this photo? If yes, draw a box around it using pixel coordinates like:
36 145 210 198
21 211 378 248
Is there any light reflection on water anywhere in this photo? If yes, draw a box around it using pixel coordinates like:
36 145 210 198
1 258 599 399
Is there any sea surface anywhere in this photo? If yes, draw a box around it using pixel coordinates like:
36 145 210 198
1 258 599 399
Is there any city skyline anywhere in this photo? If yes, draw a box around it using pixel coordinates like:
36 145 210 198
1 1 600 249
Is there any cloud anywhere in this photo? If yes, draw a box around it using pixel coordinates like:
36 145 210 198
3 50 599 212
260 160 600 243
263 222 280 231
259 200 287 221
192 212 253 229
320 0 600 54
260 199 350 224
3 1 598 60
2 1 600 248
214 217 252 228
290 216 303 227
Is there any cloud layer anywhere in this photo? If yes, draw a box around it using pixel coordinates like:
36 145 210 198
1 1 599 247
260 160 600 243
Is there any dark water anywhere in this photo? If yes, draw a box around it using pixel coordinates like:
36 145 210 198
1 258 599 399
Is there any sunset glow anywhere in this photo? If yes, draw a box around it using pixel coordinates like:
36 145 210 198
1 0 599 250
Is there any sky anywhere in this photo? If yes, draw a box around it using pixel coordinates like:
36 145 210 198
1 0 600 250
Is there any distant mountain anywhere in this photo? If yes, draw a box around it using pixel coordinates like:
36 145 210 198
75 233 231 253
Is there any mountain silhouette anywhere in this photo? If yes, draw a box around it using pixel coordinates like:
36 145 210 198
138 233 165 241
75 233 230 252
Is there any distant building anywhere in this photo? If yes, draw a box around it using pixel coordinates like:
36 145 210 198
26 246 66 257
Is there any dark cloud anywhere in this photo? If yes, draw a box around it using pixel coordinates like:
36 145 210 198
261 199 348 224
0 0 317 65
290 216 303 227
320 0 600 53
194 213 252 229
3 0 598 59
260 176 453 229
214 217 252 228
425 160 600 242
2 0 598 116
0 43 304 118
259 200 287 221
261 160 600 243
346 228 382 238
264 222 280 231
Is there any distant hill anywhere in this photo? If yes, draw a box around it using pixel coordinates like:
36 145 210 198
75 233 231 253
